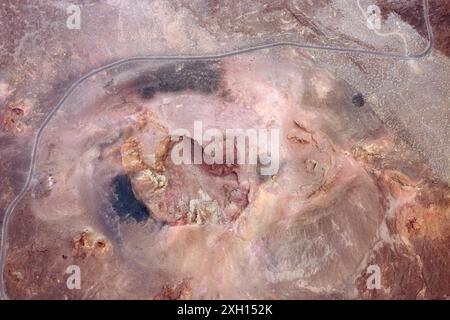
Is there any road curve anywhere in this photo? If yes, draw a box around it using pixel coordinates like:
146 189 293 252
0 0 433 300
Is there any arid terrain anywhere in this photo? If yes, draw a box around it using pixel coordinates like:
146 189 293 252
0 0 449 300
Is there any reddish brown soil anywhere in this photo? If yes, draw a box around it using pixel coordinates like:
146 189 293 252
378 0 450 56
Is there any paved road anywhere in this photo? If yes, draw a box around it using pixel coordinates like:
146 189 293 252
0 0 433 300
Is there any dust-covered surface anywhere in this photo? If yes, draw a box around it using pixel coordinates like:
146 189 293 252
0 0 449 299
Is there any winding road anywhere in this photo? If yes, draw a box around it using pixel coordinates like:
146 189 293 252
0 0 434 300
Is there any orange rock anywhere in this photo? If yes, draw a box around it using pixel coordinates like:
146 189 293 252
72 230 110 259
153 280 192 300
1 106 26 133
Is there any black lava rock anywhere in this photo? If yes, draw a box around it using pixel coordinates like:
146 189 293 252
352 93 365 108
